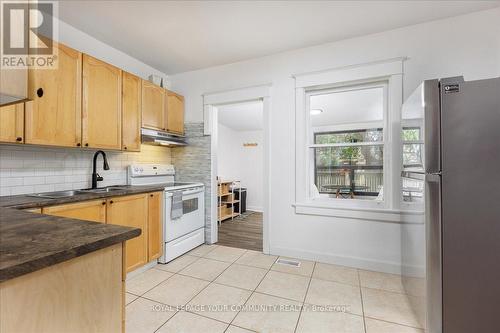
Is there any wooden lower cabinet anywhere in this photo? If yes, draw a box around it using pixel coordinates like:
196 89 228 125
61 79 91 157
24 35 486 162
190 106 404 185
39 192 162 273
0 243 124 333
42 200 107 223
107 194 149 272
0 103 24 144
147 192 163 261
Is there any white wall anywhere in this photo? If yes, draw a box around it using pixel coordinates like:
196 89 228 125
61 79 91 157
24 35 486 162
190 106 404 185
217 124 263 211
0 18 172 196
56 17 168 84
171 8 500 273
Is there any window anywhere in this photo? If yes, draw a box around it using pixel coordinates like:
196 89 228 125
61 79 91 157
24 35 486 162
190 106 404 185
294 58 404 216
307 83 386 201
402 127 423 168
402 126 424 203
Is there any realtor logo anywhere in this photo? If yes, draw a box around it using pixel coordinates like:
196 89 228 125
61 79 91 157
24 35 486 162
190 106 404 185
1 0 58 68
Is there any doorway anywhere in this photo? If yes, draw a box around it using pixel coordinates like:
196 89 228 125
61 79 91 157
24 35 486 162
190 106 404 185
203 84 271 254
216 101 264 251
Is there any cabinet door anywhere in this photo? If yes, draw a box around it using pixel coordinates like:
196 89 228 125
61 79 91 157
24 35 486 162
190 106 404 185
142 80 165 130
107 194 148 272
42 200 107 223
166 91 185 135
122 72 141 152
0 103 24 143
148 192 163 261
0 67 27 101
26 41 82 147
82 55 122 150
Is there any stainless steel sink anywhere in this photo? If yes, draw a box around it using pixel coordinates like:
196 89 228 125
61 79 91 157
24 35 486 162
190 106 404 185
28 190 86 199
28 185 131 198
79 185 131 193
106 185 131 190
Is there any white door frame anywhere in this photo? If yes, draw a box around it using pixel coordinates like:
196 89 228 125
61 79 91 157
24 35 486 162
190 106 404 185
203 84 272 254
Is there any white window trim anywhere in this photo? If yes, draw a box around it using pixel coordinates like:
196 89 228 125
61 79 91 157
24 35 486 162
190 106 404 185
294 58 405 218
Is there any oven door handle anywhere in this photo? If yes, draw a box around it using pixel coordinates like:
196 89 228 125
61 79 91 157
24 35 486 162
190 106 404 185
182 188 204 196
165 188 204 196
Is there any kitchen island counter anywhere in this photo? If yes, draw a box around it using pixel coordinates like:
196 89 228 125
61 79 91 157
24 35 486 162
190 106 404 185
0 207 140 282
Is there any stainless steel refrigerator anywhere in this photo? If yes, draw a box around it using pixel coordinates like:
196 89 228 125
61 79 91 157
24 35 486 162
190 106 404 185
401 76 500 333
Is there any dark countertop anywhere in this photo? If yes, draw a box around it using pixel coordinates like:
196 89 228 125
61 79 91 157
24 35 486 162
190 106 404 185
0 184 168 209
0 184 167 282
0 209 141 282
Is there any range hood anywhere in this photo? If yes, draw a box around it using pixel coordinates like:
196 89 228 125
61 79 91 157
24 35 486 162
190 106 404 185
141 128 187 147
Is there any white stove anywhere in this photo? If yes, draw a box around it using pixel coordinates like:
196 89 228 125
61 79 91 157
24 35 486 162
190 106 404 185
128 164 204 189
128 164 205 263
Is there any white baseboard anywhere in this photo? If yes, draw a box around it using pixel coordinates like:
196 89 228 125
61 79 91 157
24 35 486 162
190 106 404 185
269 245 423 275
246 206 263 212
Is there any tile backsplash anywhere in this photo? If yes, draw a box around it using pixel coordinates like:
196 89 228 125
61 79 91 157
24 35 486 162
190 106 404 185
172 123 212 241
0 144 171 196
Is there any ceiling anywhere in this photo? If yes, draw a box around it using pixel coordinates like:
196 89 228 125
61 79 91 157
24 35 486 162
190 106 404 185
310 86 383 128
57 1 500 74
218 101 263 131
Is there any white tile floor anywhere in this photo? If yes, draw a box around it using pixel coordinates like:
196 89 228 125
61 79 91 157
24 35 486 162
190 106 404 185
125 245 424 333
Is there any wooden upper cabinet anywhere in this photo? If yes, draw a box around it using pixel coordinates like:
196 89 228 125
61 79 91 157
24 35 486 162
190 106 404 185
0 103 24 143
122 72 141 152
0 67 27 103
166 90 185 135
107 194 148 272
82 55 122 150
26 42 82 147
147 192 163 261
142 80 165 130
42 200 107 223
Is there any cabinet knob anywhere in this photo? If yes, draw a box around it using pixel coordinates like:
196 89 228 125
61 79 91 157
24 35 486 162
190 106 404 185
76 143 81 147
150 194 153 197
102 201 106 205
109 200 114 204
124 146 127 150
16 137 23 142
36 88 44 97
84 143 89 147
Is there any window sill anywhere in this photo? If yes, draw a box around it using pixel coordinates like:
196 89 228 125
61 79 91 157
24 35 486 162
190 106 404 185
292 202 424 224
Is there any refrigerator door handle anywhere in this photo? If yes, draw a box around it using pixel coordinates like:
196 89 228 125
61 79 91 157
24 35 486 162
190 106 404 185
401 170 425 180
426 172 442 183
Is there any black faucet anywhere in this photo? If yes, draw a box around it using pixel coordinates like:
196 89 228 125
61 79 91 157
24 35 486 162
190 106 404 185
91 150 110 189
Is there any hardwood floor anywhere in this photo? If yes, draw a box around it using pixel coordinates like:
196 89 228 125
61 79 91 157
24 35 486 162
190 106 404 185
217 211 263 251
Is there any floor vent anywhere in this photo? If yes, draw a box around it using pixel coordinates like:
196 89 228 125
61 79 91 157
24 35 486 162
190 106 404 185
276 258 301 267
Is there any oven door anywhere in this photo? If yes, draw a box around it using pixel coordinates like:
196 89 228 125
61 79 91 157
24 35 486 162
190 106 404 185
164 187 205 242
